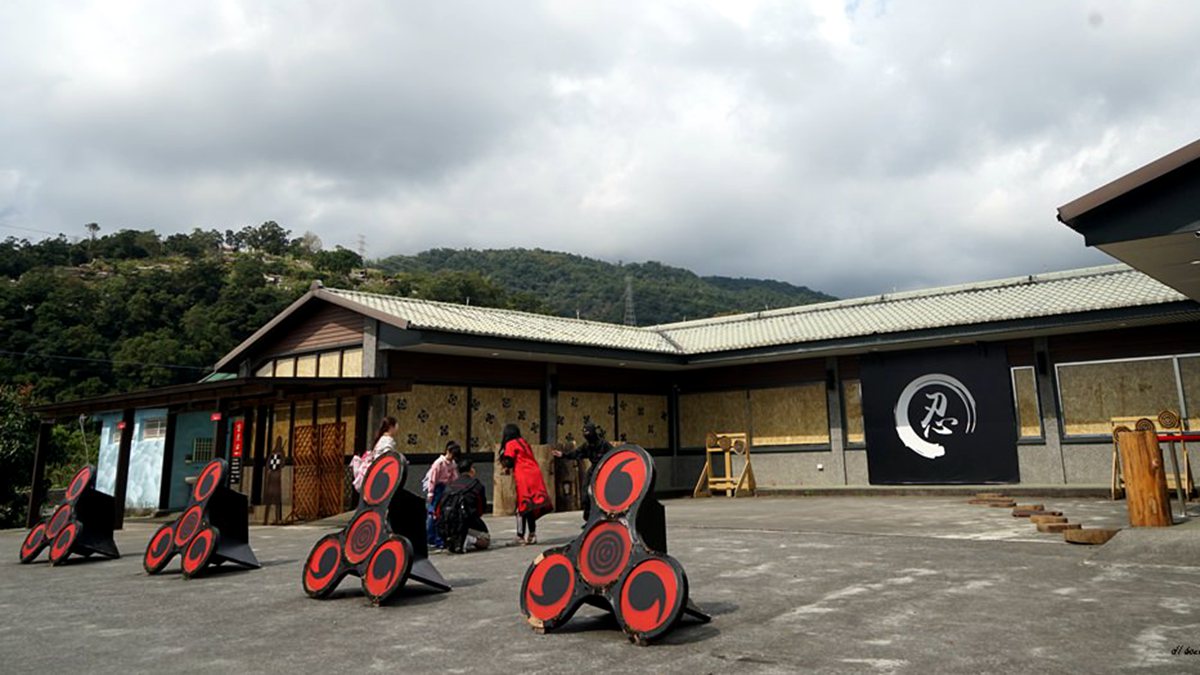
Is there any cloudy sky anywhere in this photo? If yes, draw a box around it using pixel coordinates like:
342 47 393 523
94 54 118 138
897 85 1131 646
2 1 1199 298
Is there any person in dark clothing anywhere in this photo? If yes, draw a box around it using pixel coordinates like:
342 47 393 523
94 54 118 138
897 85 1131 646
436 458 490 553
553 421 612 522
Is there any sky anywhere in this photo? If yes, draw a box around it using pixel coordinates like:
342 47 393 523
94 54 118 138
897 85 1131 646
2 1 1199 299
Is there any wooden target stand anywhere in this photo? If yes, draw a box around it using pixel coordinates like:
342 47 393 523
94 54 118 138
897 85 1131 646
143 458 261 579
520 444 710 645
692 432 757 498
1110 411 1194 502
20 465 120 565
302 451 450 604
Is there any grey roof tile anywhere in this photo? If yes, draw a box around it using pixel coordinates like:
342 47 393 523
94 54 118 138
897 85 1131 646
322 264 1188 357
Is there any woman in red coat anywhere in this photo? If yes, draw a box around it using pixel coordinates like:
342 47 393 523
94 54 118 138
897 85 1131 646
499 424 551 544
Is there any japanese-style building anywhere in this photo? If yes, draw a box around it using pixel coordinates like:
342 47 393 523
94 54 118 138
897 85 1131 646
25 138 1200 528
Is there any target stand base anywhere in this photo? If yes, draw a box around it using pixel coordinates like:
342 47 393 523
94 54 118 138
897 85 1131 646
520 444 709 645
301 452 451 605
20 465 121 566
143 459 259 579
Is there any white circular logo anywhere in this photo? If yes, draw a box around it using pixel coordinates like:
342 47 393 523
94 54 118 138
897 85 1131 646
894 373 977 459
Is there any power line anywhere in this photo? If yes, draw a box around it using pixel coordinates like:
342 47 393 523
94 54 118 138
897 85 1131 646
0 223 82 241
0 349 210 371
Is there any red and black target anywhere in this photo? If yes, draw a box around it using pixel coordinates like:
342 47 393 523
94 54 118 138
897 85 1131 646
523 553 577 623
47 504 73 539
20 522 48 564
193 460 224 503
362 454 402 507
144 523 177 574
579 522 632 588
173 505 204 548
345 510 383 565
303 534 345 597
65 466 93 502
593 449 650 515
618 558 684 637
49 522 79 565
182 526 218 577
363 536 412 603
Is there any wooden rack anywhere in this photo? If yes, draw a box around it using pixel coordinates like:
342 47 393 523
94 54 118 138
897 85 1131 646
693 432 756 498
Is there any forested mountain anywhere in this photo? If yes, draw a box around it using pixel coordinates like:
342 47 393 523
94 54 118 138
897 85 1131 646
376 248 834 325
2 227 834 405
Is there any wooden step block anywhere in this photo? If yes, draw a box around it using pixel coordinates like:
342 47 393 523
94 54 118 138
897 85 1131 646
975 493 1006 499
967 498 1009 504
1013 504 1044 512
1012 506 1060 516
1064 528 1120 545
986 501 1017 507
1012 508 1061 518
1037 522 1081 533
1030 515 1068 524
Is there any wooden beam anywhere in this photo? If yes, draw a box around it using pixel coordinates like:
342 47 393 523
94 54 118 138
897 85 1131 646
113 408 135 530
157 410 179 512
25 421 53 529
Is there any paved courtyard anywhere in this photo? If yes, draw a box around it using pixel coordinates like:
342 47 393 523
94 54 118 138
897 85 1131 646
3 495 1199 674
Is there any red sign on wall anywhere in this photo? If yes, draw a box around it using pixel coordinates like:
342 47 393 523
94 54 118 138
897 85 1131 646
210 412 222 422
231 420 245 459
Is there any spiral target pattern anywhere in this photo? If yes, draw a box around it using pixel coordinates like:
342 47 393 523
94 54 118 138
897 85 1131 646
345 511 382 565
580 522 630 588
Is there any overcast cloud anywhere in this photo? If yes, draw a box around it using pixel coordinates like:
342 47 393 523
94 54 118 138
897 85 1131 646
2 1 1199 298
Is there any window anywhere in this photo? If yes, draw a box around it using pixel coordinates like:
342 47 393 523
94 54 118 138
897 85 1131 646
319 351 342 378
1181 356 1200 432
341 348 363 377
192 438 214 463
750 384 829 445
108 425 122 445
842 379 865 444
255 361 274 377
274 357 296 378
1010 367 1042 439
1057 357 1180 437
296 354 318 377
141 417 167 441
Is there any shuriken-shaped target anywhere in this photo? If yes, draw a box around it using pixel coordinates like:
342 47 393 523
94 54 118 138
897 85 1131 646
142 458 260 579
519 444 710 645
20 465 120 566
301 451 450 604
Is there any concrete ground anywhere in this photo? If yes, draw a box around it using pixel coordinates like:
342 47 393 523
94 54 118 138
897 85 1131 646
3 495 1200 674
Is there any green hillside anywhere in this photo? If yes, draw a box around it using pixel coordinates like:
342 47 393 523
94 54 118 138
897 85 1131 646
376 248 834 325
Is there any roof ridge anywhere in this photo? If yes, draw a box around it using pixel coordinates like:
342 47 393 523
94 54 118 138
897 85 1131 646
323 287 656 333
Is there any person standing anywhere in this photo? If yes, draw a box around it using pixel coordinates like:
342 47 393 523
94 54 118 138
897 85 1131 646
422 441 461 550
553 422 612 522
352 416 404 493
498 424 551 544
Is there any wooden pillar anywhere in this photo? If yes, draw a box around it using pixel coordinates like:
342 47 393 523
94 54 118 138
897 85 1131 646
1117 428 1172 527
113 408 135 530
157 410 179 512
214 407 229 462
825 357 847 486
25 420 53 529
251 404 269 505
543 364 557 445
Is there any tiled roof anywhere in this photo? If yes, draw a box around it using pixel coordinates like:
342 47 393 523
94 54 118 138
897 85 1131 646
320 264 1189 358
321 288 679 353
654 264 1188 354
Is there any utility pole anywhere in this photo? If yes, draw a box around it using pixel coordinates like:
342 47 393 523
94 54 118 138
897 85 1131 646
623 275 637 326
